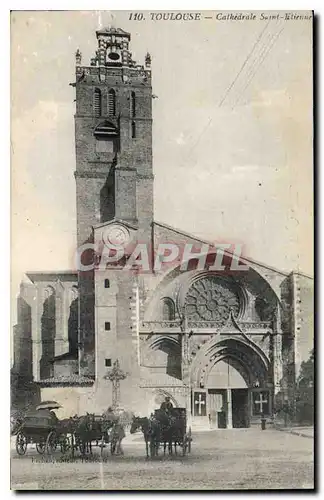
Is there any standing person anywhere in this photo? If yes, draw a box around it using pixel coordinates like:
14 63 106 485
50 410 59 425
104 406 117 422
110 417 125 455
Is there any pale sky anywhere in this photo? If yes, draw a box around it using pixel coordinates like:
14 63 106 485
11 10 313 321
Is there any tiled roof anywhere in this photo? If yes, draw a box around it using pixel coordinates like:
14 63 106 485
26 271 77 283
37 374 94 386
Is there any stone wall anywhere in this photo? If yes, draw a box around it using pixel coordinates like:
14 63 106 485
293 273 314 375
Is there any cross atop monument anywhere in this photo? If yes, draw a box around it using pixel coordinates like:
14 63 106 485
104 359 128 408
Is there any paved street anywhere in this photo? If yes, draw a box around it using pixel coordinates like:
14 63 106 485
11 428 314 490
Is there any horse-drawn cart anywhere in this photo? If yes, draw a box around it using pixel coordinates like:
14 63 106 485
74 414 112 456
130 407 192 458
15 411 72 456
14 409 126 458
172 407 192 455
72 413 126 457
155 407 192 456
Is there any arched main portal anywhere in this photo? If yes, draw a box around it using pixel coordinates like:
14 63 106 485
190 337 271 429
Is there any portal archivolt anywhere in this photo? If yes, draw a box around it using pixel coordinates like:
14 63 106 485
191 337 270 389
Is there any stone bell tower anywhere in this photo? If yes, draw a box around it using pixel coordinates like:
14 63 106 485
73 27 154 376
74 27 154 247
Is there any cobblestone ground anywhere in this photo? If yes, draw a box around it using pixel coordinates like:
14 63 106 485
11 428 314 490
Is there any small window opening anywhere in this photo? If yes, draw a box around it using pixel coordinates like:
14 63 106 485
131 121 136 138
108 89 116 116
93 88 102 116
130 91 136 117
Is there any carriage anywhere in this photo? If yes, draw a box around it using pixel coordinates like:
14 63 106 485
14 411 72 456
130 407 192 457
154 407 192 456
14 409 125 457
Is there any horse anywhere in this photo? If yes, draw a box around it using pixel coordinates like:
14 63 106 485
11 414 23 436
130 415 176 458
73 413 93 454
74 413 109 454
154 410 181 455
130 416 161 458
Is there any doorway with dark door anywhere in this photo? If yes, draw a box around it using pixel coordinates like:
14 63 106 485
208 389 227 429
232 389 249 428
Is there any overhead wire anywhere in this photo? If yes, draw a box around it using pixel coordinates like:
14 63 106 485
231 24 285 109
218 20 271 108
180 21 273 167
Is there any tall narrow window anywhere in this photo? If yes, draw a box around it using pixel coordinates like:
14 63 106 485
131 121 136 139
130 91 136 117
108 89 116 116
93 88 102 116
161 298 175 321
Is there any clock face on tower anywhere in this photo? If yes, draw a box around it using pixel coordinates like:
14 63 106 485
104 225 130 246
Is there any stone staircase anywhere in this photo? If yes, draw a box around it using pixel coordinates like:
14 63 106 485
190 417 211 431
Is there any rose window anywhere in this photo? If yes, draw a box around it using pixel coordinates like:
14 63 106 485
184 277 241 322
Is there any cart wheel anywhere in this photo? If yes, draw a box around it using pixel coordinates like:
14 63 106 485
46 431 58 455
182 439 187 456
36 439 46 454
16 432 27 455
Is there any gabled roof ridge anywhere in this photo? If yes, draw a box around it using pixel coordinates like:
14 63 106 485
154 220 211 244
291 270 314 280
153 220 303 278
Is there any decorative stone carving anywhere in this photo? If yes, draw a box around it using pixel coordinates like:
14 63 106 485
190 335 214 358
142 320 181 330
249 334 271 358
187 321 224 329
185 277 240 323
240 321 272 329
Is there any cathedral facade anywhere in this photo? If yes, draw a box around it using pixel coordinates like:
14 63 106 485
13 27 313 429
